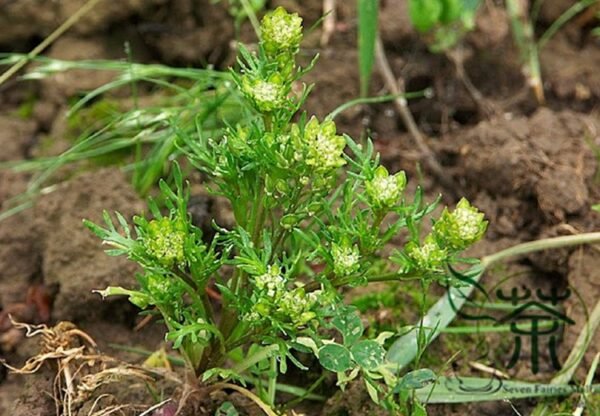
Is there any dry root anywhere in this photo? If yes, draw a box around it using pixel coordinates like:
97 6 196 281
1 318 182 416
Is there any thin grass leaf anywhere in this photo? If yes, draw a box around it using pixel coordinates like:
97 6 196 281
357 0 379 97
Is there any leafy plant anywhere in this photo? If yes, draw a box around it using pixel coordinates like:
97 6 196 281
408 0 481 52
86 6 489 412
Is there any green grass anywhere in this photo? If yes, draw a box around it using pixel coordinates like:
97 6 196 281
0 55 251 220
357 0 379 98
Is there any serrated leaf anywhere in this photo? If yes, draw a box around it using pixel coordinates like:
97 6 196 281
318 343 353 372
350 340 385 370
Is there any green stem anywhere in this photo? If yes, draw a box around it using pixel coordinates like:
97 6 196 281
267 354 278 406
480 232 600 270
232 344 279 374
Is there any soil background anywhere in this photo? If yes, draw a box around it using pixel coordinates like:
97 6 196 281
1 0 599 415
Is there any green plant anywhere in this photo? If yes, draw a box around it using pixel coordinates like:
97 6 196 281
85 6 489 413
408 0 481 52
508 0 599 104
0 56 248 221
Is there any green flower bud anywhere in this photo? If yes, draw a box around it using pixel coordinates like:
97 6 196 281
144 217 186 268
406 235 447 271
366 166 407 209
260 7 303 56
433 198 487 250
332 243 360 277
254 301 271 317
254 264 285 298
277 287 321 327
241 73 286 113
304 117 347 171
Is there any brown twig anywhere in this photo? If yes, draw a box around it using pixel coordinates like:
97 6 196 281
374 35 459 198
446 46 497 118
321 0 337 46
0 0 103 88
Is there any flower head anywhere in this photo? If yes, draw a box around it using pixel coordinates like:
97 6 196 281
144 217 186 268
241 74 286 113
366 166 406 209
303 117 346 171
261 7 303 56
406 235 446 271
332 243 360 277
254 264 286 298
278 288 321 326
433 198 487 250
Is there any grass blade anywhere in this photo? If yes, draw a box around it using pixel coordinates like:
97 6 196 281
357 0 379 97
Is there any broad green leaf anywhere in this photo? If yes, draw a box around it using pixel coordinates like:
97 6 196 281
318 343 353 372
350 340 385 370
332 306 364 345
395 369 437 392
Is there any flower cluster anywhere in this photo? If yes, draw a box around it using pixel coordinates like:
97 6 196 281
405 235 446 271
254 264 286 297
366 166 407 210
278 288 322 326
143 217 186 268
260 7 303 57
301 117 347 172
240 74 286 113
246 264 323 327
332 243 360 277
433 198 487 250
403 198 486 273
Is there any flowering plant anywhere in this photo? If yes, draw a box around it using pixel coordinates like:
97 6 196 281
85 7 486 412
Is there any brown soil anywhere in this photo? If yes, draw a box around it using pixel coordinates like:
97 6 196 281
1 0 599 415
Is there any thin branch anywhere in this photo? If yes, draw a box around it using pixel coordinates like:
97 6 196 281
321 0 337 46
0 0 103 87
374 35 459 197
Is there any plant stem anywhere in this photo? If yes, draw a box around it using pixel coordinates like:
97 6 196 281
480 232 600 270
506 0 545 104
211 383 279 416
374 35 459 198
267 355 278 406
0 0 103 88
232 344 279 374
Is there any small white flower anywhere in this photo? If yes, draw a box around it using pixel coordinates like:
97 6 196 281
453 205 482 241
371 175 401 205
255 265 285 298
252 81 282 105
366 166 406 209
332 243 360 276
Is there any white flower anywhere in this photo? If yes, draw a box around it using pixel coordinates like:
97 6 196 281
366 166 406 209
304 118 346 170
453 204 483 241
255 265 285 298
332 243 360 276
261 7 303 53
